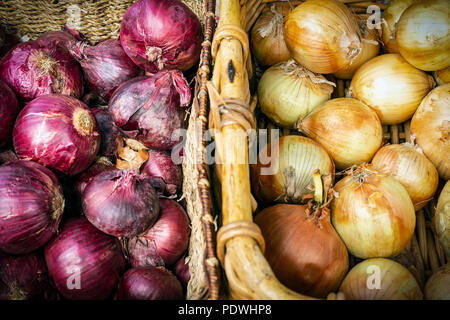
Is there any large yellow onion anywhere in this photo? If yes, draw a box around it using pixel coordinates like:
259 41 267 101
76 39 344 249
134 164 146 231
284 0 362 74
258 60 335 128
433 67 450 86
297 98 382 170
350 54 435 125
331 165 416 259
250 3 292 67
424 264 450 300
339 258 423 300
433 180 450 257
371 144 439 211
397 0 450 71
410 83 450 179
252 135 334 204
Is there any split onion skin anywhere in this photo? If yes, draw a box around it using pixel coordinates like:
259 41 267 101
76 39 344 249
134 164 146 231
434 180 450 258
339 258 423 300
350 53 435 125
424 264 450 300
410 83 450 180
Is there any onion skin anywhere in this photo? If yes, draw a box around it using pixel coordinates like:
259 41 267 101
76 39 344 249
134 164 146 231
0 79 19 147
297 98 383 170
173 253 190 285
44 217 126 300
91 106 121 159
0 160 64 254
75 157 115 197
371 144 439 211
339 258 423 300
37 26 85 50
397 0 450 71
434 180 450 258
410 83 450 179
13 94 100 176
424 264 450 300
331 166 416 259
284 0 362 74
433 67 450 85
120 0 202 73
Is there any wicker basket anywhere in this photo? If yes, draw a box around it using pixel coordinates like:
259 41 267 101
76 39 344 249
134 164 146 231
0 0 221 301
208 0 448 299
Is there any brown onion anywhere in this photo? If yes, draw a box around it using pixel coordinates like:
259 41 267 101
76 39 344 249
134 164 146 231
424 263 450 300
434 180 450 257
433 67 450 85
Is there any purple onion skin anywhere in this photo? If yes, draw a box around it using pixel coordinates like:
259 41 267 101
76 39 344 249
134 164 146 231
91 107 121 158
0 41 83 102
0 252 48 300
0 160 64 254
44 217 126 300
173 253 190 285
128 199 190 268
116 267 183 300
0 80 19 147
82 169 160 238
109 70 191 150
13 94 100 176
120 0 202 73
37 27 85 52
75 158 115 197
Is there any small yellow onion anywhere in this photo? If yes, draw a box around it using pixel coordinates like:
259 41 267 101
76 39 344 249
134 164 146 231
371 144 439 211
424 264 450 300
258 60 335 128
250 3 292 67
434 180 450 257
284 0 362 74
410 83 450 179
297 98 383 170
251 135 335 204
331 165 416 259
350 53 435 125
433 67 450 86
397 0 450 71
339 258 423 300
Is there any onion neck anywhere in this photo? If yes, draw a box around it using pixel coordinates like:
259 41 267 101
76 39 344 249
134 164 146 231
146 46 164 70
8 282 27 300
73 109 94 136
52 189 65 222
33 51 57 78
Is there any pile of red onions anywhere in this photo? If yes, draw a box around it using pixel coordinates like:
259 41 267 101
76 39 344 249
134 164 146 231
90 106 121 159
109 70 191 150
0 79 19 147
13 94 100 176
0 160 64 254
120 0 202 73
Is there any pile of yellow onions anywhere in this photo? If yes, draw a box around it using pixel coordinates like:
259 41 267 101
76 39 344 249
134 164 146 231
350 54 435 125
331 165 416 259
410 83 450 179
434 67 450 85
434 180 450 258
424 264 450 300
257 60 335 128
296 98 382 170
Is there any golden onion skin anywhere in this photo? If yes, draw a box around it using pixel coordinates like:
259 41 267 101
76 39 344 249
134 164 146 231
433 67 450 86
424 264 450 300
434 180 450 258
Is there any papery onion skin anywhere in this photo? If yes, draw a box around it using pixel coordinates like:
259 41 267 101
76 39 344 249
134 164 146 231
75 157 115 197
424 264 450 300
434 180 450 258
0 252 48 300
433 67 450 85
82 169 160 238
297 98 383 170
339 258 423 300
410 83 450 179
284 0 362 74
44 217 126 300
0 160 64 254
397 0 450 71
371 144 439 211
91 106 121 159
120 0 202 73
331 166 416 259
0 79 19 147
258 60 334 128
350 54 435 125
252 135 335 204
13 94 100 176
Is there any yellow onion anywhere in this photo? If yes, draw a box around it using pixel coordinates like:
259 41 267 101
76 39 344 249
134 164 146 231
371 144 439 211
350 54 435 125
258 60 335 128
339 258 423 300
251 135 335 204
433 180 450 257
424 264 450 300
331 165 416 259
397 0 450 71
250 3 292 67
410 83 450 179
284 0 362 74
433 67 450 86
297 98 382 170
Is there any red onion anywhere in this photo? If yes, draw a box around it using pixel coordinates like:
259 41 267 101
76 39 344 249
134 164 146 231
120 0 202 73
0 79 19 147
44 217 126 300
13 94 100 176
37 26 85 51
0 41 83 102
109 70 191 150
128 199 190 268
0 252 48 300
82 169 160 238
75 157 115 197
173 253 190 285
0 160 64 254
141 149 182 196
116 267 183 300
91 106 121 158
